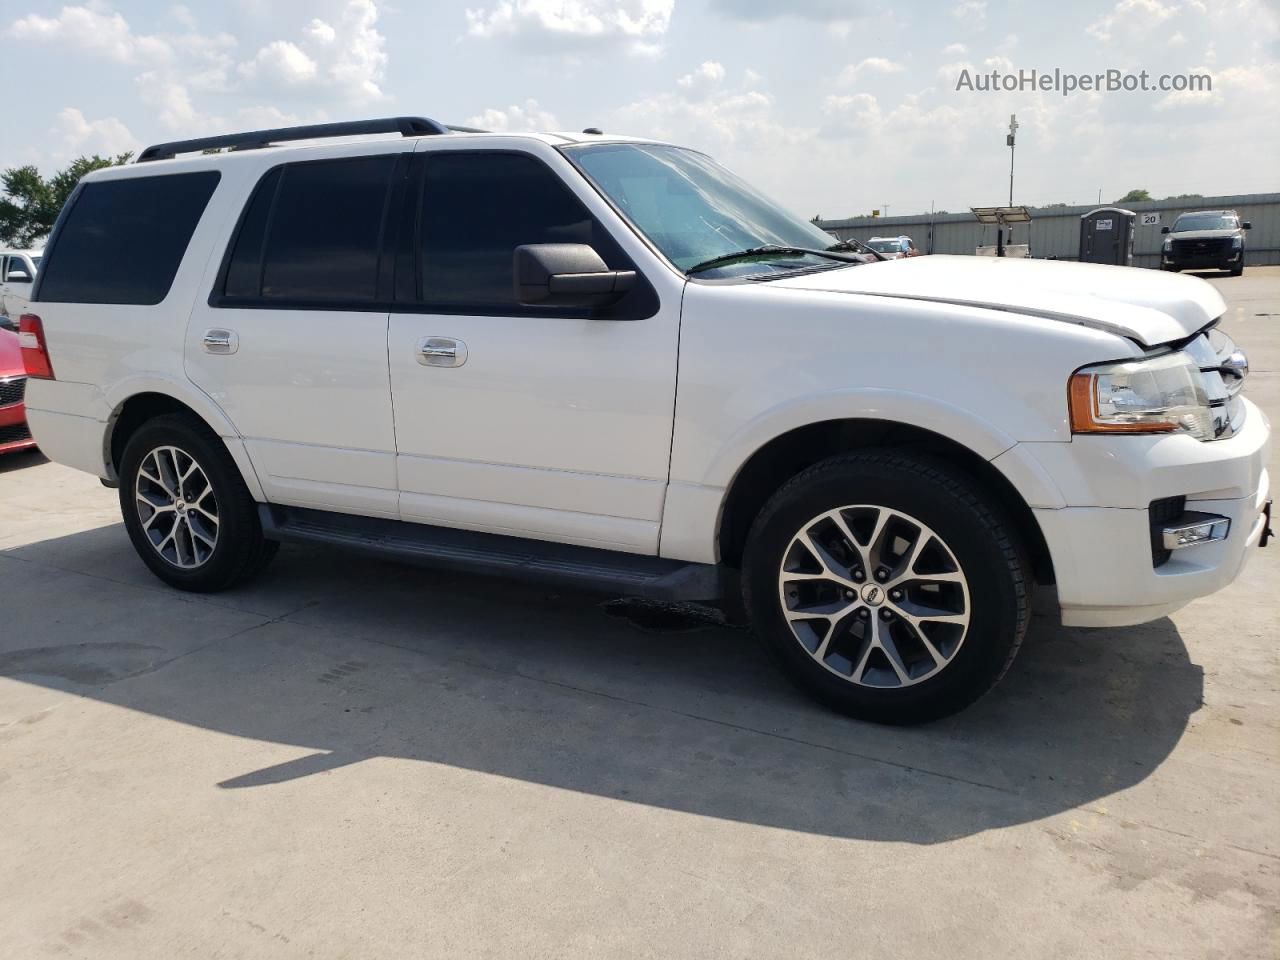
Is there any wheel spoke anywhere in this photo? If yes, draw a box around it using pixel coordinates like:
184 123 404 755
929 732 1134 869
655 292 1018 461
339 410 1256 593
875 620 912 686
796 529 843 579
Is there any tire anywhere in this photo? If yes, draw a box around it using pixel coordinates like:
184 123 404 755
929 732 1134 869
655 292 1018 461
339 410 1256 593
743 451 1030 725
1162 265 1180 272
1230 261 1244 277
118 413 277 592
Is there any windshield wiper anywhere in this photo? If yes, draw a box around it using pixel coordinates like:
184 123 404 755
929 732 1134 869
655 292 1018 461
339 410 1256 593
686 244 859 275
827 238 887 261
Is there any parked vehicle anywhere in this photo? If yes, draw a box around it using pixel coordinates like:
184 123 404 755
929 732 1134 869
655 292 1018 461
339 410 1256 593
1161 210 1251 276
866 235 922 258
1 249 42 324
0 326 36 454
20 117 1273 723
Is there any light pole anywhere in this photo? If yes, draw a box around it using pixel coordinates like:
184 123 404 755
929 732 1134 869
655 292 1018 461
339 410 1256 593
1007 113 1018 206
1002 113 1018 256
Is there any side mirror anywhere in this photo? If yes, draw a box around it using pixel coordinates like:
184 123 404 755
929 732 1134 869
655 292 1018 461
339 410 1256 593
515 244 636 310
0 315 16 332
1242 221 1252 230
1160 226 1170 234
6 269 31 282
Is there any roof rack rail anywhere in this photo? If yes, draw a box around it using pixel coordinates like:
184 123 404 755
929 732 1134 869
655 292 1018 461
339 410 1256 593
137 116 451 163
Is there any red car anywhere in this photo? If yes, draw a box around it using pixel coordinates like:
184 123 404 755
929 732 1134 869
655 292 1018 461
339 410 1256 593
0 325 36 454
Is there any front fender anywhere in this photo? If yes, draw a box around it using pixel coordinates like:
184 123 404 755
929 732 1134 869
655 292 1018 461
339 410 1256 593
696 388 1019 490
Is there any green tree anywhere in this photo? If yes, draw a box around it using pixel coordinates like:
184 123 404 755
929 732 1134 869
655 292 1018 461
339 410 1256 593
1116 188 1152 203
0 152 133 248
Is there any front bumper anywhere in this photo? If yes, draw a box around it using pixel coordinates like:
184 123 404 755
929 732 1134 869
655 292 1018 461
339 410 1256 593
1163 249 1242 270
1006 398 1272 627
0 398 36 454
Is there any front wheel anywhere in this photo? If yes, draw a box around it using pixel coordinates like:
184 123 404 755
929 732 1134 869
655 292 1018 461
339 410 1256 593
118 414 277 592
743 451 1030 724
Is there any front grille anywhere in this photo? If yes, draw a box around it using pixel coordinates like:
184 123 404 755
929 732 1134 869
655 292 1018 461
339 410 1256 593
0 421 32 446
1149 496 1187 568
1170 237 1232 258
0 375 25 408
1185 327 1247 439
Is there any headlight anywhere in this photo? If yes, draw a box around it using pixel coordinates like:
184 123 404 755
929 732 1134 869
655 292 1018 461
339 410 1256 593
1162 238 1172 251
1069 351 1213 438
1231 235 1243 248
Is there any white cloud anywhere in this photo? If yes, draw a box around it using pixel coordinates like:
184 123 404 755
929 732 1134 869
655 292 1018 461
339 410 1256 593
135 72 221 133
239 40 318 86
837 57 905 83
613 69 811 156
238 0 387 103
1086 0 1178 42
465 0 674 54
10 4 171 63
677 61 727 96
821 92 883 137
52 107 138 159
306 19 337 45
464 99 561 131
942 42 967 56
952 0 987 25
707 0 869 22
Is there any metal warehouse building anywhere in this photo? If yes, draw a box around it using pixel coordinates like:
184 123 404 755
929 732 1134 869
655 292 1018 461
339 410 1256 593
819 192 1280 269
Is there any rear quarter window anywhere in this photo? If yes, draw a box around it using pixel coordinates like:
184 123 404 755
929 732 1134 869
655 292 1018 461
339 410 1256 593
37 171 220 305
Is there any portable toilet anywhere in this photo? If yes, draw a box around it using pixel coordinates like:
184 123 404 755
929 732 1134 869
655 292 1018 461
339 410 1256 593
1079 207 1135 266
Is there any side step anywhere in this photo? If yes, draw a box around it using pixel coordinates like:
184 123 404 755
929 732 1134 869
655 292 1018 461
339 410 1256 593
258 505 728 602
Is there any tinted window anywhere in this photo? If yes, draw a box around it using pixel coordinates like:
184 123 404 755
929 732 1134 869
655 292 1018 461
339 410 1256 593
223 167 282 299
38 172 219 304
258 156 395 302
419 152 623 308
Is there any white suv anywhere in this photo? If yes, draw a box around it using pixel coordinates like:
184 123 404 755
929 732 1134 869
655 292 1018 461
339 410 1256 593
18 117 1273 723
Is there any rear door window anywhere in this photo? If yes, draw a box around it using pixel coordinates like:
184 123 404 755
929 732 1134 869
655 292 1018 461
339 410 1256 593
221 156 397 304
37 171 220 304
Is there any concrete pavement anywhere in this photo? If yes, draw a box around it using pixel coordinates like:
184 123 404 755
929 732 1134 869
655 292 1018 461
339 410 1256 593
2 269 1277 959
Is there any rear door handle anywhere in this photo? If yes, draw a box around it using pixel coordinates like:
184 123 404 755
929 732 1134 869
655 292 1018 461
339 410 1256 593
418 337 467 368
202 329 238 355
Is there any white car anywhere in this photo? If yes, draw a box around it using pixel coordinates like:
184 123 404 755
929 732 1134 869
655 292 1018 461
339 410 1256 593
19 117 1272 723
1 248 41 326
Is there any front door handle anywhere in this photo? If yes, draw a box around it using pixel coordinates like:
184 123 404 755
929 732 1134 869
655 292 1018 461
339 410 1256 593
202 329 239 355
418 337 467 368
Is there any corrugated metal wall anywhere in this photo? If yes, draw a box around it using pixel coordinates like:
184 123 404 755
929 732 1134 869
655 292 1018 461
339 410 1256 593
818 193 1280 268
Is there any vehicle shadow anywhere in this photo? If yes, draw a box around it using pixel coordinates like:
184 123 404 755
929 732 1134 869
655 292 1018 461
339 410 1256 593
0 448 47 473
1 524 1203 844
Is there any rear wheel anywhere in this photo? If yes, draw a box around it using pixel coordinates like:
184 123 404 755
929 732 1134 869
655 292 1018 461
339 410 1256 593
119 414 277 591
743 451 1029 724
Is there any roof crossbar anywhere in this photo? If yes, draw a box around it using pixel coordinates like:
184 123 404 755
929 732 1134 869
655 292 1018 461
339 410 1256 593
137 116 450 162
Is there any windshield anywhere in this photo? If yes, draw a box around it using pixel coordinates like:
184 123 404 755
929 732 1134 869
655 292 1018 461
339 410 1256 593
564 143 847 278
868 239 904 254
1173 214 1238 231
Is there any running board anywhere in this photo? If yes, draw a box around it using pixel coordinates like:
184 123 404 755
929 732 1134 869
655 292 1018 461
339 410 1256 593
258 505 727 602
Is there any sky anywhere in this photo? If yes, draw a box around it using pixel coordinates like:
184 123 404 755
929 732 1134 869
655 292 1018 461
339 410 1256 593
3 0 1278 220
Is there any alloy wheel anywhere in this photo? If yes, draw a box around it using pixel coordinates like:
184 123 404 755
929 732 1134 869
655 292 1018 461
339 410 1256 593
134 445 220 569
777 504 971 688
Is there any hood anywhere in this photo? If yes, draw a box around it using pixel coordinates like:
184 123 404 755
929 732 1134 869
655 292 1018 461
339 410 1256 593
768 255 1224 347
1168 228 1241 240
0 328 23 376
